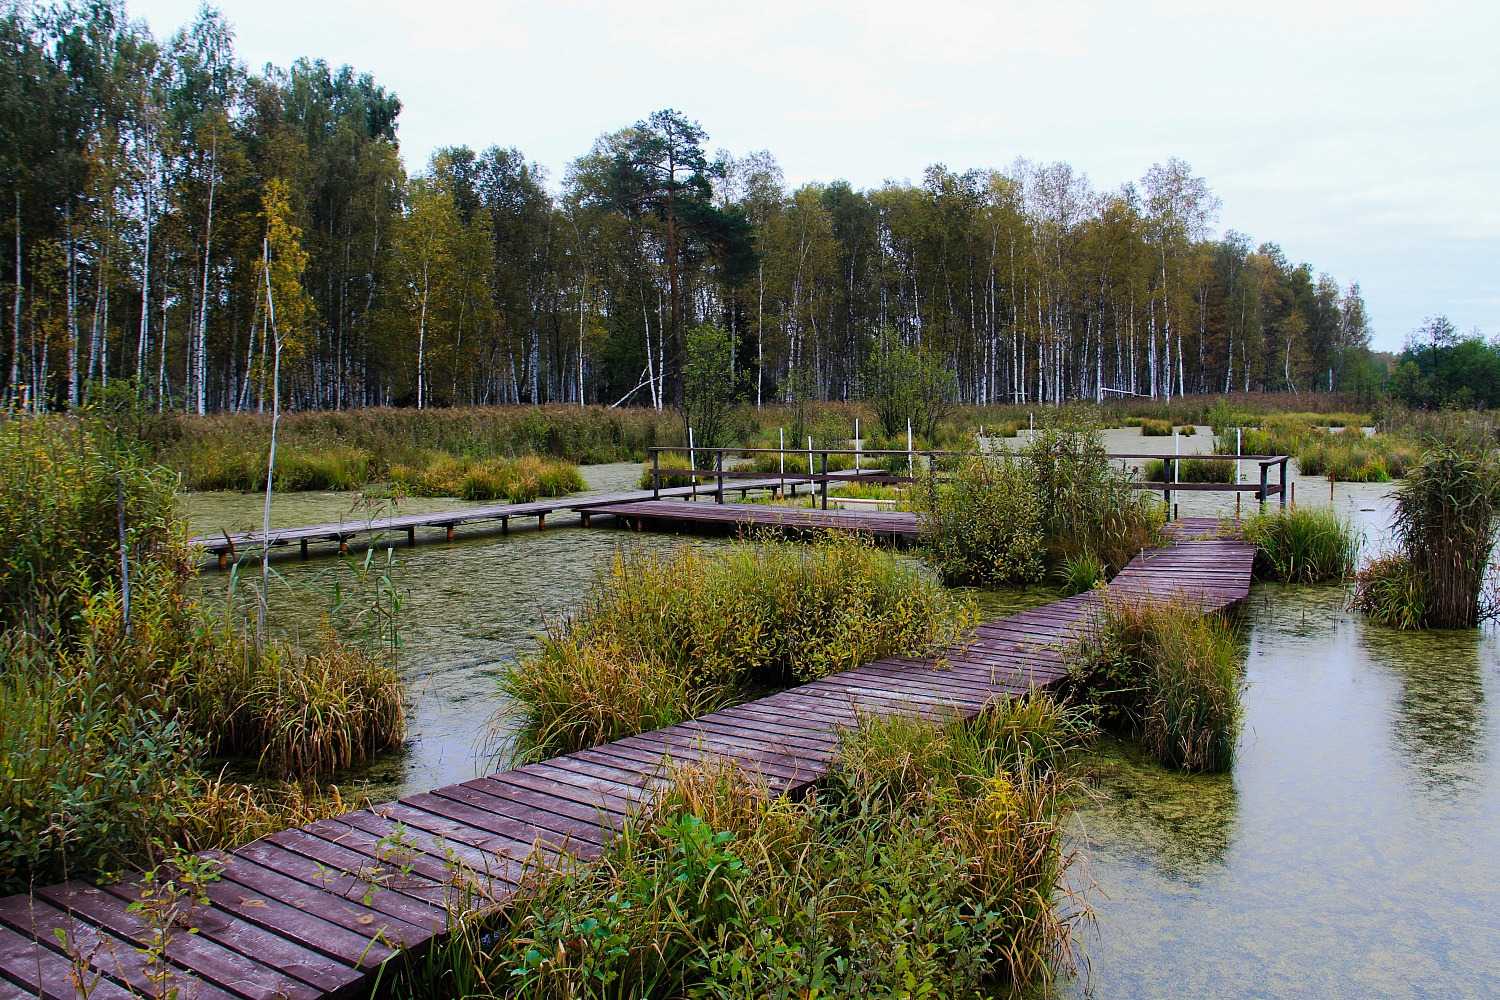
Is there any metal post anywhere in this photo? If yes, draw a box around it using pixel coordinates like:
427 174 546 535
820 450 829 510
854 417 861 476
807 436 814 495
688 427 696 499
907 419 914 482
779 427 787 496
652 449 660 500
716 451 724 504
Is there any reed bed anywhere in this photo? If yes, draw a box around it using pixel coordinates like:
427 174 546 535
497 534 977 762
1242 508 1359 583
397 699 1088 999
1066 599 1243 772
389 453 584 502
1143 457 1235 483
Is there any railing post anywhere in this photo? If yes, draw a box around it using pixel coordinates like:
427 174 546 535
652 449 660 500
1280 457 1289 510
1259 462 1269 513
820 450 829 510
716 451 725 504
927 450 936 499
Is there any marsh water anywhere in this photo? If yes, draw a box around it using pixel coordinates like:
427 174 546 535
185 429 1500 998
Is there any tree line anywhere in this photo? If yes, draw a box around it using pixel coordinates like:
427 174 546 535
2 1 1386 416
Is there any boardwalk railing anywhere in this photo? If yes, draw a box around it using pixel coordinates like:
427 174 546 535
648 446 1292 513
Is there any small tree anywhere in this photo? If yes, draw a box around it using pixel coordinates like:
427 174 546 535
681 323 738 448
864 328 954 440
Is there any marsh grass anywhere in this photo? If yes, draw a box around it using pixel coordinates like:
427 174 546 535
1067 599 1243 772
1242 508 1359 583
390 453 584 502
1144 457 1235 483
1139 418 1173 436
497 535 977 762
1360 439 1500 628
398 699 1087 999
0 416 405 888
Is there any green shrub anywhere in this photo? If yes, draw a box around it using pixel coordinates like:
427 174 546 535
402 701 1085 999
1055 551 1105 595
498 536 976 761
1242 508 1358 583
918 454 1048 586
1067 599 1243 772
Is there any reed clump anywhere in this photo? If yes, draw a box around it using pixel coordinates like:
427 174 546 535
1066 599 1243 772
1144 457 1235 483
0 416 404 889
1242 508 1359 583
402 699 1087 999
390 453 584 502
1354 439 1500 629
497 535 977 761
1139 418 1173 436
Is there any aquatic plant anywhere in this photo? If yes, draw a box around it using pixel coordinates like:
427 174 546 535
1242 508 1359 583
1143 457 1235 483
1056 551 1106 595
1369 439 1500 628
1067 599 1243 772
1351 553 1429 630
498 535 976 761
398 701 1085 999
1140 418 1173 436
388 453 584 501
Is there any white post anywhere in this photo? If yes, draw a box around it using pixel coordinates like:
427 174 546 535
807 435 814 485
1235 427 1242 484
907 418 914 482
688 426 696 497
854 417 861 476
1029 411 1034 433
779 427 785 477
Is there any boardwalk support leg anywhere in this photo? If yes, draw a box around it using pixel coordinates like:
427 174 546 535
407 526 416 547
581 512 592 527
501 516 509 534
217 550 228 571
300 539 309 560
446 526 455 542
338 537 349 555
538 513 546 530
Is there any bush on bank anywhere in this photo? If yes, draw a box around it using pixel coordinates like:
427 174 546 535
397 698 1088 1000
497 535 977 762
0 416 402 890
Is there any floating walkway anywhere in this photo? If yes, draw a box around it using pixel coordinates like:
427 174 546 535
189 474 852 568
0 517 1253 998
595 499 922 540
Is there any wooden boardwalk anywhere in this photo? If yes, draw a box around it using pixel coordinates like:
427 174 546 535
0 517 1252 999
594 499 923 540
188 474 852 567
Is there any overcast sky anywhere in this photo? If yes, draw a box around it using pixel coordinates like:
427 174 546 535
130 0 1498 352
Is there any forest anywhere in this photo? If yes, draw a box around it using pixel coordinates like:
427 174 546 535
1 1 1394 417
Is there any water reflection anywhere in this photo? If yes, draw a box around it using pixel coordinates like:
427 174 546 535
1358 623 1488 792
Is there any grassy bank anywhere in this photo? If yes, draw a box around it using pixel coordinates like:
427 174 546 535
398 699 1088 999
0 416 404 890
497 534 977 762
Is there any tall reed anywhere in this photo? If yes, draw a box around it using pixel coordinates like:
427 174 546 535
1242 508 1359 583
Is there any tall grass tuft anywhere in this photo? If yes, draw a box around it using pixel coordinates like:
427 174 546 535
390 453 584 501
397 700 1087 999
1242 508 1359 583
1067 599 1243 772
497 535 976 761
1356 439 1500 628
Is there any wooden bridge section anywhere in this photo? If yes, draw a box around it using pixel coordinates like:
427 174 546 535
594 499 922 541
0 518 1254 998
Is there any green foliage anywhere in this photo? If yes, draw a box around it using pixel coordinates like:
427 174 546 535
1242 508 1358 583
498 535 976 761
1055 551 1106 595
681 323 740 448
400 701 1086 999
1139 418 1172 436
865 329 956 440
1390 317 1500 409
918 454 1048 586
916 424 1161 587
1067 600 1243 773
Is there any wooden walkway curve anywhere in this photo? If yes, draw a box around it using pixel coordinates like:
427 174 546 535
0 518 1252 999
